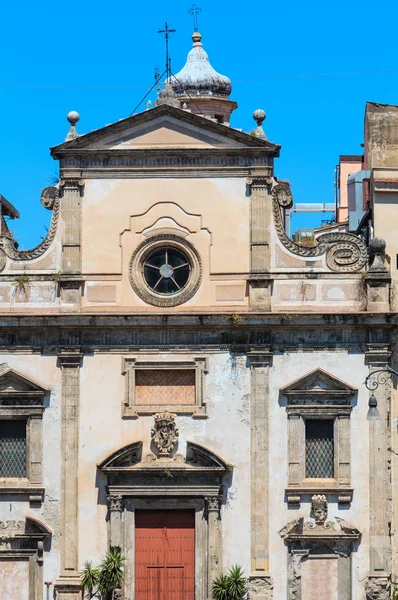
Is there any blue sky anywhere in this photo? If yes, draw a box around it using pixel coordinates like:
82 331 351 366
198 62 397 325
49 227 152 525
1 0 397 248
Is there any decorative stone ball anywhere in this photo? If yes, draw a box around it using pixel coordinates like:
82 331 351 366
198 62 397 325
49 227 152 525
67 111 80 126
253 109 266 126
370 237 386 254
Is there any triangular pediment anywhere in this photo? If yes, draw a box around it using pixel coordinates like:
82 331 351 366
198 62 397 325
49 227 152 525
0 368 47 395
281 368 357 402
51 104 280 155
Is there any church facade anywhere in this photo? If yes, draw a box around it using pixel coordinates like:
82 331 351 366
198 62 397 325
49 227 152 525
0 31 394 600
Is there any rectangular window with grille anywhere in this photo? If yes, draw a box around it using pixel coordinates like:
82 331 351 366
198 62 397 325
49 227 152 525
305 419 334 478
0 420 27 478
135 369 196 406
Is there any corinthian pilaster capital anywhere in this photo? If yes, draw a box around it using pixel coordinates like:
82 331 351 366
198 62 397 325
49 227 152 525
205 496 222 513
107 495 124 512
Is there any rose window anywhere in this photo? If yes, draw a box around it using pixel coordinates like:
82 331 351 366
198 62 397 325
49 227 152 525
143 247 191 295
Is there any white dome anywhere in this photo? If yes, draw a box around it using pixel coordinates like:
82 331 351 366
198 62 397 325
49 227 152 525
169 32 232 98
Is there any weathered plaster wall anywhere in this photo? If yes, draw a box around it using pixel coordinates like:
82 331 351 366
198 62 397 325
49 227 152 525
81 177 249 275
76 349 370 598
0 559 30 598
78 352 251 571
269 351 370 600
0 354 62 587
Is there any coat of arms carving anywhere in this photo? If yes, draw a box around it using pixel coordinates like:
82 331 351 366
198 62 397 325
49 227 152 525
151 412 179 457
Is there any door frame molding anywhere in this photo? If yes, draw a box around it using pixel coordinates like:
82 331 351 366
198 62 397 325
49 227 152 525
125 499 207 600
99 440 229 600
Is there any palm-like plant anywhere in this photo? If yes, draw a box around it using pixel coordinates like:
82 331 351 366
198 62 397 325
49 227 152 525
211 565 247 600
211 573 229 600
225 565 247 600
80 560 100 599
97 546 126 598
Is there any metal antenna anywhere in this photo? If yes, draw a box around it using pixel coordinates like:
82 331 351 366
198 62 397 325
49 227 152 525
154 66 161 94
188 4 201 31
158 22 176 81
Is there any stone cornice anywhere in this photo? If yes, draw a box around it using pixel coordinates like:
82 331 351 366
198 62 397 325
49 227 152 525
0 312 394 327
57 148 275 178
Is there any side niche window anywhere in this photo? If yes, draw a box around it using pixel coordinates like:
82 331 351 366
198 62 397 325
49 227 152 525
0 420 27 478
281 368 356 504
305 419 334 479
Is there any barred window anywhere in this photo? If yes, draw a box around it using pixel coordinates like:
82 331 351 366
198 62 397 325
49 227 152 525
0 420 27 478
135 369 196 406
305 420 334 478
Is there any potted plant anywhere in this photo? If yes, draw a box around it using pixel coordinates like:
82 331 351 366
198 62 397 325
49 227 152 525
212 565 247 600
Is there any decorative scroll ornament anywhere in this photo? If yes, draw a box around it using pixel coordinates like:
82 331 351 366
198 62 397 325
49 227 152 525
0 190 60 262
151 412 179 457
0 520 24 530
272 183 368 272
335 517 361 535
365 577 390 600
248 576 274 599
311 494 327 525
40 186 59 210
365 368 393 392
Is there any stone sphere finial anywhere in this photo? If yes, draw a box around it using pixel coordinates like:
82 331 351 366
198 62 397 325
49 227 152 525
370 237 386 254
253 109 266 126
67 111 80 127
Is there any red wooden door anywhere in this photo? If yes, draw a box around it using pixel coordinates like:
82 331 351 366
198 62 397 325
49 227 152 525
135 510 195 600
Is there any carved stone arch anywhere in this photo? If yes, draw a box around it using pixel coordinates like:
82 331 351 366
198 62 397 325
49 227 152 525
279 511 361 600
185 441 231 470
25 515 52 537
98 441 142 471
0 515 51 600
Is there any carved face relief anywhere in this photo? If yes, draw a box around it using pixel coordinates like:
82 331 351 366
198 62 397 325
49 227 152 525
151 412 179 457
311 494 328 525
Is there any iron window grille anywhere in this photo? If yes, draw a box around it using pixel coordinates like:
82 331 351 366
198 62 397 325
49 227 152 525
0 420 27 478
305 419 334 478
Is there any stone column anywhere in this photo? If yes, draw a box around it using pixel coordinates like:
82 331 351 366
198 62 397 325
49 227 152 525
248 349 273 599
206 496 222 597
59 179 84 310
365 238 391 313
108 495 124 548
247 176 272 311
55 348 83 600
29 415 42 486
365 343 391 598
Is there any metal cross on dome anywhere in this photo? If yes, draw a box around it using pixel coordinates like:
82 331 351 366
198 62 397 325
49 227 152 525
188 4 202 31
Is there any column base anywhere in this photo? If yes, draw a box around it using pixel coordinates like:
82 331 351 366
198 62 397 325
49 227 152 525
54 578 82 600
248 575 274 599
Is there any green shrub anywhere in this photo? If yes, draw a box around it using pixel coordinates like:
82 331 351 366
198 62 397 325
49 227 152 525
212 565 247 600
80 560 99 599
80 547 125 599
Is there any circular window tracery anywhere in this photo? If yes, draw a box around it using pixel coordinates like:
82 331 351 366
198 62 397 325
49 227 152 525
129 235 202 307
143 247 191 295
